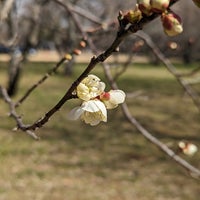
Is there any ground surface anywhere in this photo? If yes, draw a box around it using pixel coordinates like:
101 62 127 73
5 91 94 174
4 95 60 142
0 61 200 200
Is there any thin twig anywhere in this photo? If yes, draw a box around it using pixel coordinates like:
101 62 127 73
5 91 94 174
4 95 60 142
15 40 86 107
2 0 181 132
176 66 200 78
103 63 200 179
65 0 200 178
54 0 103 25
113 51 135 81
185 77 200 85
15 57 66 107
2 0 197 178
136 31 200 113
53 0 95 50
0 86 40 140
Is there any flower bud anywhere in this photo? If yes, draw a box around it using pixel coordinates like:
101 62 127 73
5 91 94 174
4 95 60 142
79 41 86 48
124 6 142 24
192 0 200 8
161 11 183 36
137 0 152 16
99 92 110 101
150 0 170 13
178 141 198 156
65 53 72 61
73 49 82 55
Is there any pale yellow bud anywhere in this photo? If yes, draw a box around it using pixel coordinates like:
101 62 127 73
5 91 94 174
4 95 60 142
137 0 152 16
65 53 72 61
150 0 170 13
124 5 142 24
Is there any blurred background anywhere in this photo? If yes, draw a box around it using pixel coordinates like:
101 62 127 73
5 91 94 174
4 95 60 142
0 0 200 61
0 0 200 199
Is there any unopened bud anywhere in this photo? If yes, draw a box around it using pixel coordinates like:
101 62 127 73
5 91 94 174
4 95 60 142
118 10 124 21
79 41 86 48
192 0 200 8
73 49 82 55
161 11 183 37
150 0 170 13
65 53 72 61
124 6 142 24
137 0 152 16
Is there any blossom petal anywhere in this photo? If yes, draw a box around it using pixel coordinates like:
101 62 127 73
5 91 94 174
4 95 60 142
103 90 126 109
87 74 100 82
81 100 100 112
68 106 84 120
98 82 106 92
82 112 102 126
76 83 90 101
109 90 126 104
76 74 106 101
79 100 107 125
94 100 107 121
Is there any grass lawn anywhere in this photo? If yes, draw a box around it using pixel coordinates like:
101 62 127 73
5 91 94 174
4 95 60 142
0 61 200 200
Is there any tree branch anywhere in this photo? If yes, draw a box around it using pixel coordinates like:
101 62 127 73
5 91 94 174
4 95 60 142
2 0 198 179
176 66 200 78
103 63 200 179
1 0 181 132
0 86 39 140
15 57 66 107
54 0 103 25
0 0 14 21
136 31 200 113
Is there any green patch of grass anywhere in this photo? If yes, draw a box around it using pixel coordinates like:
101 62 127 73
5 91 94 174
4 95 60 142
0 62 200 200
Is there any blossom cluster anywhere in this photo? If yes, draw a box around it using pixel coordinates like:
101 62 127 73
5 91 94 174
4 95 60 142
68 74 126 126
124 0 183 37
178 141 198 156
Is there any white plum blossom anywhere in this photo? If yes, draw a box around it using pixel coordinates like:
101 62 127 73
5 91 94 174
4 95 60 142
178 141 198 156
76 74 105 101
68 100 107 126
69 74 126 126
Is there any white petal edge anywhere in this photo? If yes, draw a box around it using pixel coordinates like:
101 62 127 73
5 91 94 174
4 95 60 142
68 106 84 120
93 100 107 119
109 90 126 104
81 100 100 112
99 82 106 92
88 74 100 81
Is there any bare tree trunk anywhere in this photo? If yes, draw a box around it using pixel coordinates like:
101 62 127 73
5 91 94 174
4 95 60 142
7 51 23 96
183 38 195 64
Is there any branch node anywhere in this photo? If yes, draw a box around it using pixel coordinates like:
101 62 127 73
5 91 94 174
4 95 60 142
26 130 40 140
